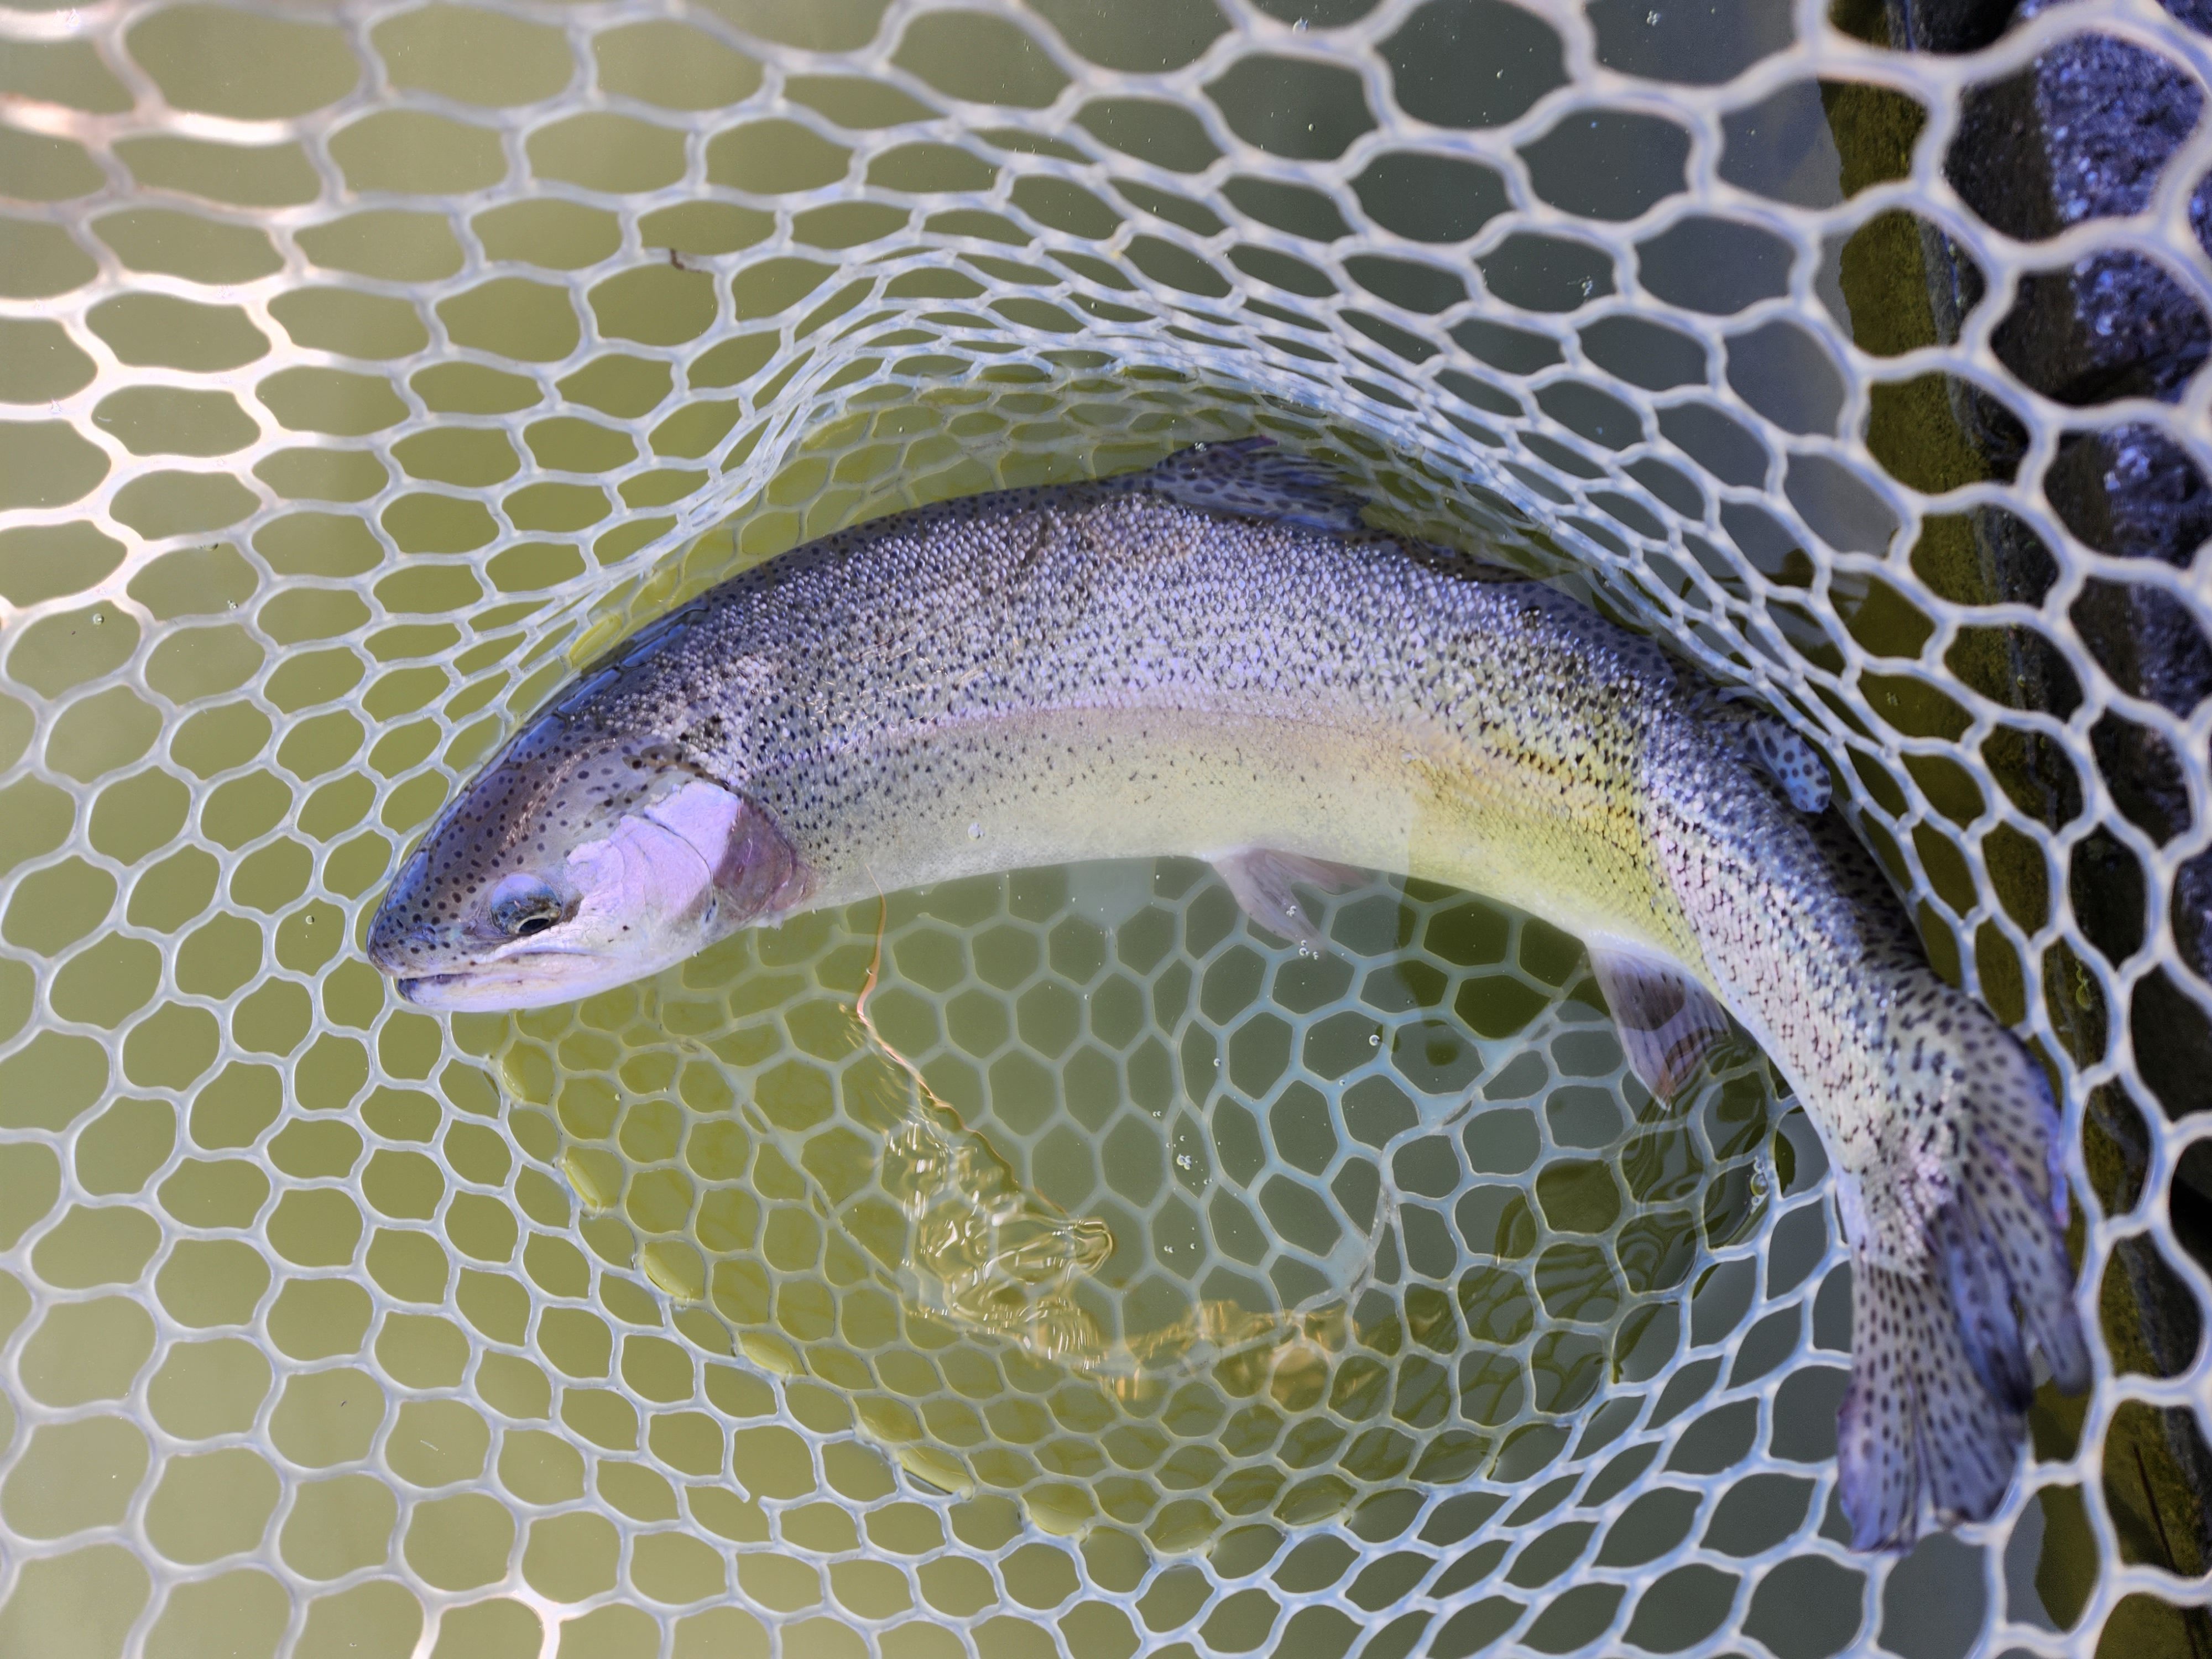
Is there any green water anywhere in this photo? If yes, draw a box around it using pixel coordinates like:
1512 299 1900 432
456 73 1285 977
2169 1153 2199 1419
452 853 1790 1554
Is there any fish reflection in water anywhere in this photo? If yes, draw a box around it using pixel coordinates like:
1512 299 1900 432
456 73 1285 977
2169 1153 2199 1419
835 874 1766 1448
852 890 1361 1399
858 917 1114 1370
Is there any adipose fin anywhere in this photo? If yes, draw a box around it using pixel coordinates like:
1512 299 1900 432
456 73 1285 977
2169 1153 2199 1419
1744 717 1833 814
1705 691 1833 815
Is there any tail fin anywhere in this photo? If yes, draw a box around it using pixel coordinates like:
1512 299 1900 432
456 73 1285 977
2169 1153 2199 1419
1835 1034 2089 1550
1839 1260 2021 1547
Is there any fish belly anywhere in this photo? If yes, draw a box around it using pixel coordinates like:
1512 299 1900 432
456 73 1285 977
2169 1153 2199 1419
780 699 1694 971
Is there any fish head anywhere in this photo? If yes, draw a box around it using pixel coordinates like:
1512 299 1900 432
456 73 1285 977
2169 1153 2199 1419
365 713 806 1011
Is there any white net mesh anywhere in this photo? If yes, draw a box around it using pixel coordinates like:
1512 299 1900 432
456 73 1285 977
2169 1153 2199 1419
1 0 2208 1653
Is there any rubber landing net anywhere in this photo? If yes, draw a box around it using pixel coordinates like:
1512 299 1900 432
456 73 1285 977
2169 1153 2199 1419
0 0 2207 1655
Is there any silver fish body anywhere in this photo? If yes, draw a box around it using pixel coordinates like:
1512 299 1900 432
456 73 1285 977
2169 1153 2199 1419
368 441 2085 1548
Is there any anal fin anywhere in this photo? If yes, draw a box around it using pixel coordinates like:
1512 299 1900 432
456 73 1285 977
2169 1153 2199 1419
1212 849 1365 954
1587 945 1732 1100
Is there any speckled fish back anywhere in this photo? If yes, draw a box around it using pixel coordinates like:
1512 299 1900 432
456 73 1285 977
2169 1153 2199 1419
584 474 1711 973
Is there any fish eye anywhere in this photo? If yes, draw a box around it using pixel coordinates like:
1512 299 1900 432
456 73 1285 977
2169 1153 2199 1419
488 874 566 940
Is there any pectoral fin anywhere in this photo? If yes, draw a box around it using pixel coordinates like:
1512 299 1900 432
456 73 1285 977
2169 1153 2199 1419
1212 849 1365 954
1587 946 1733 1100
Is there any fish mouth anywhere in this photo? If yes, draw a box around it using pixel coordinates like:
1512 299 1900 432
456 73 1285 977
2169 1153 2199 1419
394 972 469 1004
392 950 645 1013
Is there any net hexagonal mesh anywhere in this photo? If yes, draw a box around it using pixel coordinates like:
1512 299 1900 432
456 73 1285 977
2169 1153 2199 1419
0 0 2206 1654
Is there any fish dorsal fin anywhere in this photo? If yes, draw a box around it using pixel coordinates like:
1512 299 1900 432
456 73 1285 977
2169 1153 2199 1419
1586 945 1732 1100
1212 848 1365 953
1744 717 1832 814
1130 439 1369 534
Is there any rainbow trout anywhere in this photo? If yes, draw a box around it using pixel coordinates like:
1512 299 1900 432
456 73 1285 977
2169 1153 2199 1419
368 440 2085 1548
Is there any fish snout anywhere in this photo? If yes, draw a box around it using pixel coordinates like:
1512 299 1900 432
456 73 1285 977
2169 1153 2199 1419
364 893 451 978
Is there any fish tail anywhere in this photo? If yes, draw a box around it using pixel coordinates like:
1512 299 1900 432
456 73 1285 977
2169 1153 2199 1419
1835 1006 2089 1548
1838 1256 2022 1548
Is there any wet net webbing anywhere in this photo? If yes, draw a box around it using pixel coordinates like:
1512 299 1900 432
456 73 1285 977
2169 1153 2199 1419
0 0 2207 1655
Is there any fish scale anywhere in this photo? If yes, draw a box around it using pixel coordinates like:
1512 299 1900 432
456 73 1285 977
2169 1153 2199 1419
369 440 2086 1551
